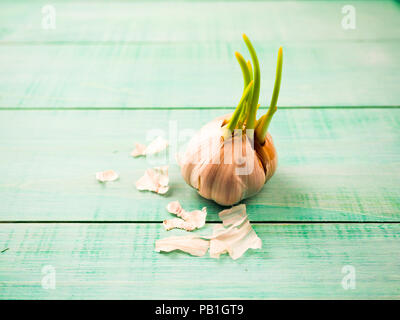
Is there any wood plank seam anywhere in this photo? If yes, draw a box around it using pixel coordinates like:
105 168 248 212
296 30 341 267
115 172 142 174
0 106 399 111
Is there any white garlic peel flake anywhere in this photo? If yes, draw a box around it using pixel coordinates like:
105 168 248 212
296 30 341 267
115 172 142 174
163 218 196 231
218 204 248 227
155 236 210 257
96 170 119 182
131 136 168 157
163 201 207 231
136 166 169 194
209 220 261 260
131 143 146 157
155 204 261 260
179 115 277 206
209 204 261 260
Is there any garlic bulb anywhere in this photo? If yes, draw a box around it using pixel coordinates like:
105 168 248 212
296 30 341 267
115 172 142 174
180 114 277 206
180 34 283 206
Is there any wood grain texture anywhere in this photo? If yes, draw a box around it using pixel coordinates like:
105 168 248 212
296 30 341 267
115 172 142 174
1 1 399 43
0 0 399 300
0 1 399 108
0 42 399 109
0 223 399 299
0 109 399 222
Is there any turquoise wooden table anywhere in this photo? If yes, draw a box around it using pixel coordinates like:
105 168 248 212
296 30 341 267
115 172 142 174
0 0 399 299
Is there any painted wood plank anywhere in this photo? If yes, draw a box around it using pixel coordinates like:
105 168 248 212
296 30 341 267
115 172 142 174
0 223 399 299
0 41 399 109
1 1 399 43
0 109 399 222
0 1 399 108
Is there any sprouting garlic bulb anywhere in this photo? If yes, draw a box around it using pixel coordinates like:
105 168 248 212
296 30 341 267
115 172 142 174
180 114 277 206
179 34 283 206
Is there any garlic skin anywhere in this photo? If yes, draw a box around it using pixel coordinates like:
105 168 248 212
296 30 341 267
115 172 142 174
180 114 277 206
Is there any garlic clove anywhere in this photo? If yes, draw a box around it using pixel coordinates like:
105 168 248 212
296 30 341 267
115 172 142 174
255 132 278 181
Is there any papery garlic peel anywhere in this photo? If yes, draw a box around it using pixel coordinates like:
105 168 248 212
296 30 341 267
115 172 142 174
180 34 282 206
